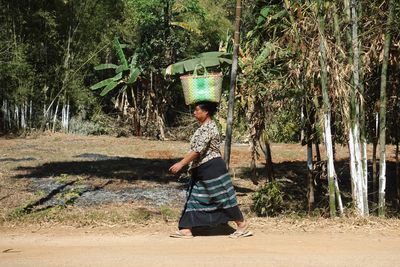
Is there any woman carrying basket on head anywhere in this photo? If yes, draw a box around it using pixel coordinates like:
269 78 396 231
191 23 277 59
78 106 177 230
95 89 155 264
169 101 252 238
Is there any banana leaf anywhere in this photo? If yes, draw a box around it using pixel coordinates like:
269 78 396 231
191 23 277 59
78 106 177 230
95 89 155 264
165 61 185 75
100 81 119 96
165 50 233 75
94 64 119 70
260 6 271 18
130 54 138 69
219 58 233 64
198 51 231 58
116 65 129 74
113 37 128 68
90 77 115 90
112 72 123 81
127 68 141 84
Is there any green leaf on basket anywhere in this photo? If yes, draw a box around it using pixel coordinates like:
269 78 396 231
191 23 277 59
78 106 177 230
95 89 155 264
183 59 200 73
219 58 233 64
165 51 233 75
198 51 227 58
200 57 220 68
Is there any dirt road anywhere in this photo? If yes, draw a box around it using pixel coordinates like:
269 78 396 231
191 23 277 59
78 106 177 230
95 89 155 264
1 227 400 267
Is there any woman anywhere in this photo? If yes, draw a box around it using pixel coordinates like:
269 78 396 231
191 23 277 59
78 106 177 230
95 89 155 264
169 101 252 238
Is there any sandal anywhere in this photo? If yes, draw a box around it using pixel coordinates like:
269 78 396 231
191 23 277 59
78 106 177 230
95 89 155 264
169 231 194 239
229 230 253 238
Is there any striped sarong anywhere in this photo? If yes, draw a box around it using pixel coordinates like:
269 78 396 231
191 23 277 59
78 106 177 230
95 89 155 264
179 157 243 229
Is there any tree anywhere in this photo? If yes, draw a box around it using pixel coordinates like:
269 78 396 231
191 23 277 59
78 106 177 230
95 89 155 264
378 0 394 217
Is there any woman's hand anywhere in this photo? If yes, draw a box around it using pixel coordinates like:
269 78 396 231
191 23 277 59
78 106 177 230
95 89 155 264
169 162 184 174
169 151 199 174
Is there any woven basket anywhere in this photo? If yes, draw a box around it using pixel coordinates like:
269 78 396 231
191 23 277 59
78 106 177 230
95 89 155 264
180 64 223 105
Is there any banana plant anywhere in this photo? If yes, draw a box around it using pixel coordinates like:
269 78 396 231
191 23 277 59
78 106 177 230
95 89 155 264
91 37 141 96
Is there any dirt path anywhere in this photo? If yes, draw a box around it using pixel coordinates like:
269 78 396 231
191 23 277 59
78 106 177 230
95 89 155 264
1 227 400 267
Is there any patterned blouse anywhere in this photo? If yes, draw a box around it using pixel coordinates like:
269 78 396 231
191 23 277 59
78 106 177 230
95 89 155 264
189 119 222 169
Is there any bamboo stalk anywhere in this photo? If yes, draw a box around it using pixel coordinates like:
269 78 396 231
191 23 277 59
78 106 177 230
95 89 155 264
52 99 59 133
396 140 399 209
378 0 394 217
224 0 242 168
372 112 378 204
317 0 337 216
307 141 314 213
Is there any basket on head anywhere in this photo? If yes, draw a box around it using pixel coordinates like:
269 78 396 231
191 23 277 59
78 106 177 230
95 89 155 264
180 64 223 105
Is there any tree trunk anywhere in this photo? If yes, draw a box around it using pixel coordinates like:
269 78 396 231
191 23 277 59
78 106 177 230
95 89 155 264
52 100 60 133
372 112 378 204
396 82 400 210
317 1 337 217
307 140 314 213
315 140 321 162
224 0 242 168
304 95 315 213
21 102 27 129
348 0 368 215
396 140 399 210
247 97 260 185
29 100 33 128
130 87 141 136
2 100 8 131
378 0 394 217
261 133 274 182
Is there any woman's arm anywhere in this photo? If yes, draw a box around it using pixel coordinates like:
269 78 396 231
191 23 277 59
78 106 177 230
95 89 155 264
169 151 199 174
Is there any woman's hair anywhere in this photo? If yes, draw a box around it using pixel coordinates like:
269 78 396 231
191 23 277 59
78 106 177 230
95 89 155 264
195 101 218 117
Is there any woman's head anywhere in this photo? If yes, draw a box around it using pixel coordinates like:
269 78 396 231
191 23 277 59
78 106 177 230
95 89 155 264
193 101 218 122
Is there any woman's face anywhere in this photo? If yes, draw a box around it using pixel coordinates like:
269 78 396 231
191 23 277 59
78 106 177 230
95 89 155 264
194 105 209 123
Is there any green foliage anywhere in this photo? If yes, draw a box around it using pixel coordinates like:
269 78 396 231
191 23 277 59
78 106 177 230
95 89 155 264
91 37 141 97
252 180 284 217
69 114 113 135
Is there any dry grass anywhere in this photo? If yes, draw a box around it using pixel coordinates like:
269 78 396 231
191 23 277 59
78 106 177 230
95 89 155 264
0 133 399 232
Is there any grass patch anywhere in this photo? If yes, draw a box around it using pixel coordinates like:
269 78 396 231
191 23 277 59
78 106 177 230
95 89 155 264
159 206 180 222
1 204 172 227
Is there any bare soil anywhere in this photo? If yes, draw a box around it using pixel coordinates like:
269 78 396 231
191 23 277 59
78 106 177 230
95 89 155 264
1 221 400 267
1 133 399 266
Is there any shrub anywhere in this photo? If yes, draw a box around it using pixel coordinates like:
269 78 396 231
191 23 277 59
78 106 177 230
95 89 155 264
251 180 284 216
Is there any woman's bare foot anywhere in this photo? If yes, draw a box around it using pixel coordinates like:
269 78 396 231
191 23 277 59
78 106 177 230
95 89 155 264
169 228 193 238
179 229 193 236
235 220 248 232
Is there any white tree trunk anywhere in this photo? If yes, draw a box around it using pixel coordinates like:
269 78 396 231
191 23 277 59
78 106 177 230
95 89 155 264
14 105 19 129
66 102 70 132
361 138 368 215
334 173 344 215
62 102 70 132
2 100 7 130
7 102 11 129
349 125 365 214
29 100 32 128
378 0 393 216
349 0 368 216
323 113 337 215
21 103 26 129
52 100 59 132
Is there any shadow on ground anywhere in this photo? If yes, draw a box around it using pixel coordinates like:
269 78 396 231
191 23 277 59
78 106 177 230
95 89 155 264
13 154 181 184
191 223 236 236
